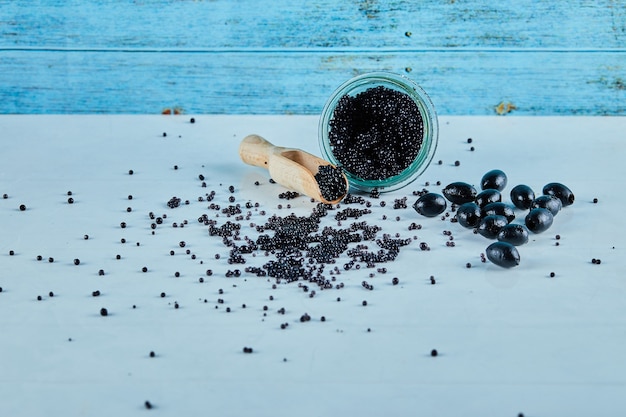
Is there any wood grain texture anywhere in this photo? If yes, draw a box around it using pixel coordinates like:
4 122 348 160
1 0 625 115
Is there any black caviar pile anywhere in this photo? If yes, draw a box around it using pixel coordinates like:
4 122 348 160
314 164 347 201
328 86 424 181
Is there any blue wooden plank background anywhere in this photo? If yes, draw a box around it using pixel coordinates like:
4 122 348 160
1 0 625 115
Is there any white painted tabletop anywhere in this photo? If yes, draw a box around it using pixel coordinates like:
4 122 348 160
1 115 625 417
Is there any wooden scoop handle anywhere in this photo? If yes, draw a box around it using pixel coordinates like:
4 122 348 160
239 134 281 168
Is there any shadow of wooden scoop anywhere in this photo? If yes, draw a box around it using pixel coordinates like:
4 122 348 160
239 134 348 204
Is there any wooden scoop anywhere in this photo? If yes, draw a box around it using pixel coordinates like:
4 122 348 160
239 134 348 204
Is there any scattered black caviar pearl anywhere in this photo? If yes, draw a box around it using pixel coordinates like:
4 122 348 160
83 234 89 240
466 262 472 268
362 300 368 306
174 302 179 309
19 204 26 211
100 308 108 316
92 290 100 297
67 197 74 204
454 160 460 166
550 272 556 277
48 257 54 263
243 347 253 354
73 258 80 265
128 170 134 175
9 250 14 256
37 255 43 261
2 193 7 199
48 291 54 297
149 351 155 358
0 287 3 293
593 198 598 204
144 401 153 410
430 349 438 357
142 267 148 272
430 276 436 284
37 295 42 301
126 207 132 212
98 269 105 276
392 277 399 285
120 222 126 228
128 195 133 200
116 254 121 260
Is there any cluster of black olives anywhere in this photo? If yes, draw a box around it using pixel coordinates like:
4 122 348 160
412 169 574 268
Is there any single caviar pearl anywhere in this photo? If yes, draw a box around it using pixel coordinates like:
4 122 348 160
19 204 26 211
67 197 74 204
98 269 105 276
466 262 471 268
142 267 148 272
593 198 598 203
37 295 42 301
37 255 42 261
84 234 89 240
550 272 555 277
49 291 54 297
128 169 134 175
100 308 108 316
48 257 54 263
362 300 367 306
116 254 121 260
160 292 166 298
144 401 152 409
430 349 438 357
149 351 155 358
454 160 460 166
9 250 14 256
74 258 80 265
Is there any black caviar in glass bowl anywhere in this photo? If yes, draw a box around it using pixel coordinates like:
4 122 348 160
319 72 438 192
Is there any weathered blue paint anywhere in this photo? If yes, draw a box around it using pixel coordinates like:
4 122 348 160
1 1 625 115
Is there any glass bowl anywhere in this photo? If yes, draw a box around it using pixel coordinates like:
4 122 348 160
319 71 438 193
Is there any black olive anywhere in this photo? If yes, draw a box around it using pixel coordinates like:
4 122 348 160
486 241 520 268
543 182 575 207
442 182 477 204
474 189 501 208
525 208 554 233
510 184 535 210
481 202 515 223
413 193 447 217
481 169 508 191
531 195 561 216
496 224 530 246
477 215 508 239
456 202 481 228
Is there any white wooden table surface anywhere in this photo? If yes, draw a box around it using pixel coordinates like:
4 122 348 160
1 115 625 416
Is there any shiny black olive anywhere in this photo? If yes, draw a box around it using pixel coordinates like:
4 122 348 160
474 189 501 208
413 193 447 217
543 182 575 207
481 202 515 223
496 224 529 246
486 241 520 268
442 182 477 204
531 195 561 216
525 208 554 233
477 215 508 239
481 169 508 191
510 184 535 210
456 202 481 228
